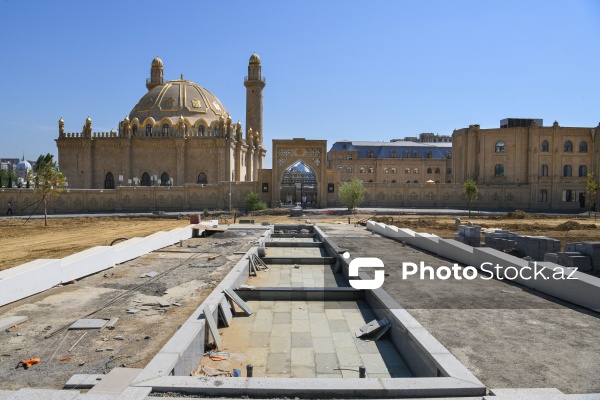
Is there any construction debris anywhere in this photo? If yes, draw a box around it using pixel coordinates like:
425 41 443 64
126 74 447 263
104 318 119 330
206 351 230 361
355 318 390 340
18 358 40 369
69 319 108 330
0 316 28 331
68 332 88 352
195 365 232 377
204 308 222 349
223 288 253 316
139 271 159 278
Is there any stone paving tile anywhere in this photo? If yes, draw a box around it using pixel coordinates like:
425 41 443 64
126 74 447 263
249 332 270 347
354 338 380 354
315 353 339 374
270 336 291 353
244 347 269 366
291 348 315 366
291 308 309 320
332 331 356 348
252 318 273 332
271 323 291 337
317 372 342 378
291 331 312 348
336 346 362 367
273 312 291 324
308 312 328 324
258 301 275 309
273 301 292 312
267 353 291 374
324 308 345 319
291 366 316 378
360 353 390 374
312 337 336 353
310 322 332 338
329 319 350 333
340 368 365 378
291 319 311 332
307 302 324 312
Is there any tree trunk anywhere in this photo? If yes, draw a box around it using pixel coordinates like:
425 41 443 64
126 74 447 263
44 196 48 227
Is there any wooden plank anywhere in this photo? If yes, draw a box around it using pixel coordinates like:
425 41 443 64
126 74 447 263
204 307 222 349
223 288 253 316
218 297 233 327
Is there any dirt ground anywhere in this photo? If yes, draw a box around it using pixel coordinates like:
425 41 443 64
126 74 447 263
2 212 600 271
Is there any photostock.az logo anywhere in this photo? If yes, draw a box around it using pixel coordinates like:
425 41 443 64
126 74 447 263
344 252 385 290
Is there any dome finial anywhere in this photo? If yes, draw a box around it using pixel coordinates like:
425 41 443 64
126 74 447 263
249 52 261 65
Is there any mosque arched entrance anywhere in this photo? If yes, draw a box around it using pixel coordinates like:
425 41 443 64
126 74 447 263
280 161 317 207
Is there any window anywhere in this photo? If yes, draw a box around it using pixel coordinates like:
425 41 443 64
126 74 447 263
447 167 452 174
405 150 410 158
541 140 549 152
391 180 397 183
359 167 365 173
435 180 440 184
495 164 505 176
564 141 573 152
563 165 572 177
197 172 207 184
413 150 418 158
160 172 170 186
579 165 588 177
391 167 397 174
141 172 151 186
383 180 388 184
539 189 548 202
495 141 505 152
146 123 152 136
563 190 575 202
435 167 440 174
162 123 169 135
199 125 205 136
346 154 352 160
213 125 219 136
368 150 374 158
579 141 588 152
426 150 432 159
132 125 138 136
405 168 410 174
413 180 419 183
426 167 432 174
391 150 397 158
368 167 374 173
445 152 452 159
446 179 451 183
405 180 410 183
541 164 549 177
346 167 352 173
413 168 419 174
383 167 389 174
368 179 374 182
104 172 115 189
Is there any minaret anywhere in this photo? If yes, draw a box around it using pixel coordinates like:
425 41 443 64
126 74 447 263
244 53 266 143
146 56 164 91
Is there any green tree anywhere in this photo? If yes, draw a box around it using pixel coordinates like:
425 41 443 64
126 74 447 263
586 172 597 218
339 178 365 210
1 169 18 188
463 179 478 218
29 154 66 226
244 191 267 212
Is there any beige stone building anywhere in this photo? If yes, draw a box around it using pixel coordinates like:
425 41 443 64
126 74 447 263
56 54 266 190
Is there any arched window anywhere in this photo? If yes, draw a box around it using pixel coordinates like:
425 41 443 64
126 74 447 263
426 150 432 158
368 150 374 158
359 167 365 173
563 165 572 177
368 179 374 183
426 167 432 174
391 150 397 158
445 152 452 159
435 180 440 184
564 141 573 152
539 189 548 202
383 167 389 174
405 168 410 174
132 125 138 136
405 180 411 183
579 165 588 177
160 172 170 186
346 167 352 173
413 180 419 183
104 172 115 189
197 172 207 184
405 150 410 158
413 168 419 174
541 164 549 177
368 167 374 173
541 140 549 152
391 180 397 183
495 141 505 152
495 164 504 176
162 123 169 135
447 167 452 174
435 167 440 174
383 180 388 184
198 125 205 136
141 172 151 186
413 150 418 158
446 180 451 183
146 123 152 136
579 141 588 152
391 167 397 174
213 125 219 136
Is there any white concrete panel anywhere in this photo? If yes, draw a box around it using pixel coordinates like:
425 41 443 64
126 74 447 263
169 226 193 242
413 233 440 254
0 259 61 306
366 221 377 232
146 231 176 251
112 237 150 264
384 225 401 238
374 222 387 234
61 246 116 283
438 239 474 266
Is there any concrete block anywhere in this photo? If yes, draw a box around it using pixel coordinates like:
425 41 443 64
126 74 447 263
64 374 105 389
437 239 474 266
168 225 193 242
413 233 439 254
133 352 178 383
112 237 150 264
61 246 116 283
145 231 176 252
0 316 28 331
366 220 377 232
374 222 387 235
0 259 61 306
384 224 401 238
88 367 142 395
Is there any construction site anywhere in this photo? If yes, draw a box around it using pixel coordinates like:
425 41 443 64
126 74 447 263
0 212 599 399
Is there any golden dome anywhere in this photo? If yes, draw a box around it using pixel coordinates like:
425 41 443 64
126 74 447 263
249 52 261 65
152 56 163 67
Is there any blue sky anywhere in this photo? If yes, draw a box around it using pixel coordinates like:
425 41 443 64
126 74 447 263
1 0 599 168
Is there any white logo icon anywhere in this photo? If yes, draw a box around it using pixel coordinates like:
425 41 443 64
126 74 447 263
348 256 385 289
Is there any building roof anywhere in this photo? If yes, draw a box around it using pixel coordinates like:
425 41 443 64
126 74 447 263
128 78 229 127
330 140 452 159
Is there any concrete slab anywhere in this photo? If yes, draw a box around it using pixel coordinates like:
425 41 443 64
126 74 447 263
61 246 116 283
87 367 142 395
437 239 474 266
9 389 81 399
69 319 108 330
0 316 28 331
111 237 149 265
0 259 61 306
64 374 105 389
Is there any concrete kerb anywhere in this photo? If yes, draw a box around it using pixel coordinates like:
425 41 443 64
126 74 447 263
0 259 62 306
111 237 150 264
61 246 116 283
437 239 474 267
